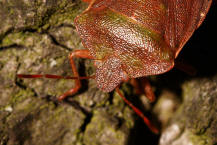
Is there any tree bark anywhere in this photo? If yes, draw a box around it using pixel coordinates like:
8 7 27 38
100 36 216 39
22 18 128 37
0 0 216 145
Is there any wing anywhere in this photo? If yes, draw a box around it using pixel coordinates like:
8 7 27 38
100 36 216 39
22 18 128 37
163 0 212 57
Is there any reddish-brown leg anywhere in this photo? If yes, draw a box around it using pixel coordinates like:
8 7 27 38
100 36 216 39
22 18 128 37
58 49 94 101
116 87 159 134
130 78 143 95
130 78 156 102
140 77 156 102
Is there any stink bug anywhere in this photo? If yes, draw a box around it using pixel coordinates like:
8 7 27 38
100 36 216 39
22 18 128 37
18 0 213 134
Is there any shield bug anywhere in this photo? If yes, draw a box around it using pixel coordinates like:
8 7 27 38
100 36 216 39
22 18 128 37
18 0 213 134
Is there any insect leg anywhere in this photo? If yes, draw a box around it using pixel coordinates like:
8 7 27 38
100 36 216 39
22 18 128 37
140 77 156 102
130 78 155 102
115 87 159 134
130 78 143 95
58 49 94 101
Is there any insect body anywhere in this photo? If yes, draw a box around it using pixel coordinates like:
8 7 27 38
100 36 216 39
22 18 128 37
74 0 212 92
18 0 213 134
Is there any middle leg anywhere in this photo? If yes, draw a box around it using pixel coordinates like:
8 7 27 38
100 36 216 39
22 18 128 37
130 78 156 102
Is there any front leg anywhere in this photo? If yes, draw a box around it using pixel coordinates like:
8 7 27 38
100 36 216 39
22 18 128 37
58 49 94 100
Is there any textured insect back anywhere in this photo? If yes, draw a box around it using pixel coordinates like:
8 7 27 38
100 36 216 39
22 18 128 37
74 0 175 83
